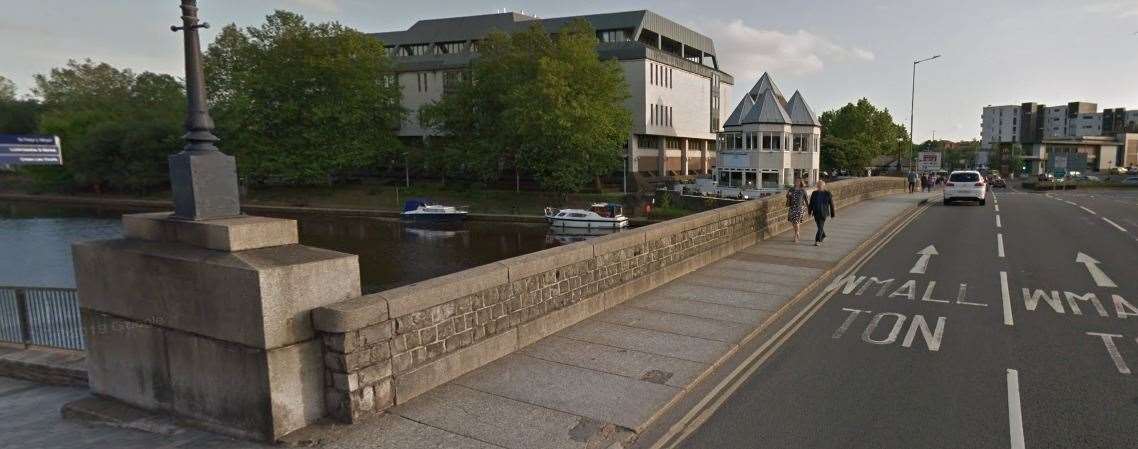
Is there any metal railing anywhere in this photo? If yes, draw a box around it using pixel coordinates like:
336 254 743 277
0 286 85 350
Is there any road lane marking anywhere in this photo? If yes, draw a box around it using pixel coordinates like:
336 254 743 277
1087 333 1131 374
1007 369 1026 449
1075 252 1117 288
908 245 938 274
1064 200 1077 205
1001 271 1014 326
1080 206 1096 215
1102 217 1128 233
996 215 1002 228
997 233 1005 258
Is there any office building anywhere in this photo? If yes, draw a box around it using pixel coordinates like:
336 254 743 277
713 73 821 191
372 10 734 176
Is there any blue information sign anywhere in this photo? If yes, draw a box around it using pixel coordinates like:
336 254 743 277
0 134 63 166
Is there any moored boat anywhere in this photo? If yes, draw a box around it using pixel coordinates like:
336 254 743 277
544 203 629 229
401 199 468 222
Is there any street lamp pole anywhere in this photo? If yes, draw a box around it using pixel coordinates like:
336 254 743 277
909 54 940 173
168 0 241 220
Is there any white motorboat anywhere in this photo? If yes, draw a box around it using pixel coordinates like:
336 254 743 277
401 199 468 222
544 203 629 229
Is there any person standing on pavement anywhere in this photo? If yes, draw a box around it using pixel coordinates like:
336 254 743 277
808 180 836 246
907 170 918 193
786 179 809 243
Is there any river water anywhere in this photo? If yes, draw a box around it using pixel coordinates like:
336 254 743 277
0 201 582 293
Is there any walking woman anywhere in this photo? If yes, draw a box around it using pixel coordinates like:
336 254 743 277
808 180 836 246
786 179 809 242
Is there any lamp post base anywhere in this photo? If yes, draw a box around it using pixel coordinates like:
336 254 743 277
169 150 241 220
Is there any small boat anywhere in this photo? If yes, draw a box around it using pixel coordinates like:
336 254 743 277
401 199 468 222
544 203 629 229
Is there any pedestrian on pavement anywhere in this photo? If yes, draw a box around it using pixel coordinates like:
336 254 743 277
919 174 928 192
907 170 918 193
808 180 836 246
786 179 809 242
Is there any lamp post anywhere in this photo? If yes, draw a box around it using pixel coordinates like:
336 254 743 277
909 54 940 173
168 0 241 220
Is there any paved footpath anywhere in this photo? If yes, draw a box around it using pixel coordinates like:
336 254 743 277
0 191 936 449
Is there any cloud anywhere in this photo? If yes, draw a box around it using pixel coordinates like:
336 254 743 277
703 20 875 77
1084 1 1138 17
283 0 341 14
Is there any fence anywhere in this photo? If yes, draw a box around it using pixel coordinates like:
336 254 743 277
0 286 85 350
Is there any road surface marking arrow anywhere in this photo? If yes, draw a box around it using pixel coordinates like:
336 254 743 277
909 245 938 274
1076 252 1117 288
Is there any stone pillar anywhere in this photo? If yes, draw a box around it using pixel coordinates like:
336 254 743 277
701 141 709 174
681 139 689 176
657 138 666 176
627 133 639 173
73 212 360 441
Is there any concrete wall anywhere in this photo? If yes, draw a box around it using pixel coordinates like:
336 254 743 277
312 177 906 423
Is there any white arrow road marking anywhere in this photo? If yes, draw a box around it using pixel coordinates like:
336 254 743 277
1007 369 1026 449
908 245 938 274
1076 252 1117 288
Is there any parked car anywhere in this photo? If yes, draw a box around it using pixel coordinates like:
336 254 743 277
1123 176 1138 185
944 170 987 205
1112 167 1129 175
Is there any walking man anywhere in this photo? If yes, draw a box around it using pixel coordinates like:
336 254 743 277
907 170 918 193
808 180 836 246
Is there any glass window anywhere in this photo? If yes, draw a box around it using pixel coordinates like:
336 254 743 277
404 44 430 56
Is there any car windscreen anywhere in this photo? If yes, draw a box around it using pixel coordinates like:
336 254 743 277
950 172 980 182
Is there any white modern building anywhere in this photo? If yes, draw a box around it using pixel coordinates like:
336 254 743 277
712 73 821 193
372 10 734 176
980 101 1138 174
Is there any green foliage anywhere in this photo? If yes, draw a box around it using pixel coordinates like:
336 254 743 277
0 75 16 101
420 20 631 193
29 60 184 192
819 98 907 172
205 10 404 186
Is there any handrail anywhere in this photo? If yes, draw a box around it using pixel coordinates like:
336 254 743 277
0 286 85 350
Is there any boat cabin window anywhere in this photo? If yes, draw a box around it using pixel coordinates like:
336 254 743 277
569 213 587 218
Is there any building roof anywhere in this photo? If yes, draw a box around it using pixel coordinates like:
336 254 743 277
786 91 821 126
723 72 818 127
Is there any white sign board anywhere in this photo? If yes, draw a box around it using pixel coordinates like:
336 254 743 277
917 151 941 171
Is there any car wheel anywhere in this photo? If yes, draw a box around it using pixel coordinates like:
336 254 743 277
980 198 986 206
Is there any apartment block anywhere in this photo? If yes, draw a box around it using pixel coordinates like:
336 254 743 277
980 101 1138 174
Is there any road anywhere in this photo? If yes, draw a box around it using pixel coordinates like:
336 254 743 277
675 187 1138 449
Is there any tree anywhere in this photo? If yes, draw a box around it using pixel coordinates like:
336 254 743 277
0 75 16 101
420 20 631 193
819 98 907 173
30 60 184 192
205 10 403 185
0 75 40 134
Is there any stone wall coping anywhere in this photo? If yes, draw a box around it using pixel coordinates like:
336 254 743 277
312 293 390 333
498 242 594 282
590 228 647 256
384 262 509 319
122 212 299 252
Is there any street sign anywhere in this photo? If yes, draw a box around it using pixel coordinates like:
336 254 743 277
917 151 942 171
0 134 63 166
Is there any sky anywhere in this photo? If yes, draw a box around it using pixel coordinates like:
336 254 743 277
2 0 1136 141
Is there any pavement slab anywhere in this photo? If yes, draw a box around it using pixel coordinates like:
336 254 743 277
652 283 793 311
594 305 751 343
625 295 771 325
520 336 708 388
322 413 502 449
558 320 732 363
454 354 679 431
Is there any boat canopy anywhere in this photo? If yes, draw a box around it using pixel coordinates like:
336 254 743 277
403 199 429 212
589 203 624 218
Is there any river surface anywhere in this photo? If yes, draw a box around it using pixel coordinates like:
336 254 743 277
0 201 594 293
